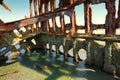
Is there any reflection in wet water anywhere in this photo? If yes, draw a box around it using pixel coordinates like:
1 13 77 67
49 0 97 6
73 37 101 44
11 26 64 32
0 50 117 80
20 49 26 55
5 58 16 64
4 51 12 57
78 61 86 68
46 50 50 57
15 44 21 50
59 55 64 62
77 61 87 77
51 52 56 64
0 47 7 53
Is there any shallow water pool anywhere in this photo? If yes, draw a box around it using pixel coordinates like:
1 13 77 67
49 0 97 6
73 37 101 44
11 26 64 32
0 50 118 80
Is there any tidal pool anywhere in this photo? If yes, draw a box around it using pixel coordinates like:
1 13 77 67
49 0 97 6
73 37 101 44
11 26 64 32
0 50 118 80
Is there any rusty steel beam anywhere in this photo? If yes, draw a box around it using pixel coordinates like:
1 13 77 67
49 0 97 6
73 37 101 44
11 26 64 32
62 0 85 8
91 24 105 30
84 1 92 35
30 0 33 17
0 0 84 32
117 0 120 27
105 1 116 36
70 8 76 35
0 17 39 31
0 19 4 26
0 0 11 11
29 0 35 32
0 0 117 32
69 0 76 36
51 0 57 32
118 0 120 18
60 14 65 33
34 0 39 31
0 8 71 32
44 2 50 32
90 0 106 4
34 0 39 16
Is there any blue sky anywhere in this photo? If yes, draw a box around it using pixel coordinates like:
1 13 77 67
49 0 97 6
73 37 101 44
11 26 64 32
0 0 29 22
0 0 119 25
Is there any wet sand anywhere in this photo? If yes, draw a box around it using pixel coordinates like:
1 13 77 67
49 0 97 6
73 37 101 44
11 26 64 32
0 51 118 80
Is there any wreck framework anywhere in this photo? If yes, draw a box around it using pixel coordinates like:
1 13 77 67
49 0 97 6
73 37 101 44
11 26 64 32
0 0 120 76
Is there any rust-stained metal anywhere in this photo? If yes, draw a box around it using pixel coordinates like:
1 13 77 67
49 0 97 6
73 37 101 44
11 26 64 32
44 1 50 32
30 0 34 32
0 19 4 26
34 0 39 31
0 0 119 36
70 7 76 36
117 0 120 27
90 0 106 4
51 0 57 32
30 0 33 17
0 0 11 11
84 1 92 35
60 14 65 33
1 0 120 76
118 0 120 19
105 1 116 36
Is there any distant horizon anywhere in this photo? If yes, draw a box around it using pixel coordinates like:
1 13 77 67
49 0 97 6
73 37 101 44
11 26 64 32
0 0 119 25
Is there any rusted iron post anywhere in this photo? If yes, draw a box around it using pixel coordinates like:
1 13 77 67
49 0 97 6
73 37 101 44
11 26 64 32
44 2 49 16
73 41 79 63
26 46 31 56
59 0 65 34
105 1 116 36
44 2 50 32
70 8 76 36
60 15 65 33
34 0 38 17
56 45 60 56
103 41 116 75
38 0 42 30
39 0 43 15
34 0 39 31
118 0 120 19
49 43 52 53
117 0 120 27
70 0 74 4
38 1 45 32
85 40 91 65
39 2 46 32
50 0 57 33
84 1 92 35
70 0 76 36
0 0 11 11
30 0 34 32
63 46 68 60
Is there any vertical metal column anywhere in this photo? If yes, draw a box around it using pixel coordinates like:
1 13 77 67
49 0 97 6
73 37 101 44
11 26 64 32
105 1 116 36
70 0 76 36
118 0 120 16
60 15 65 33
117 0 120 27
51 0 57 33
60 0 65 33
44 2 50 32
103 41 116 74
34 0 39 31
84 1 92 35
85 40 91 65
30 0 34 32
